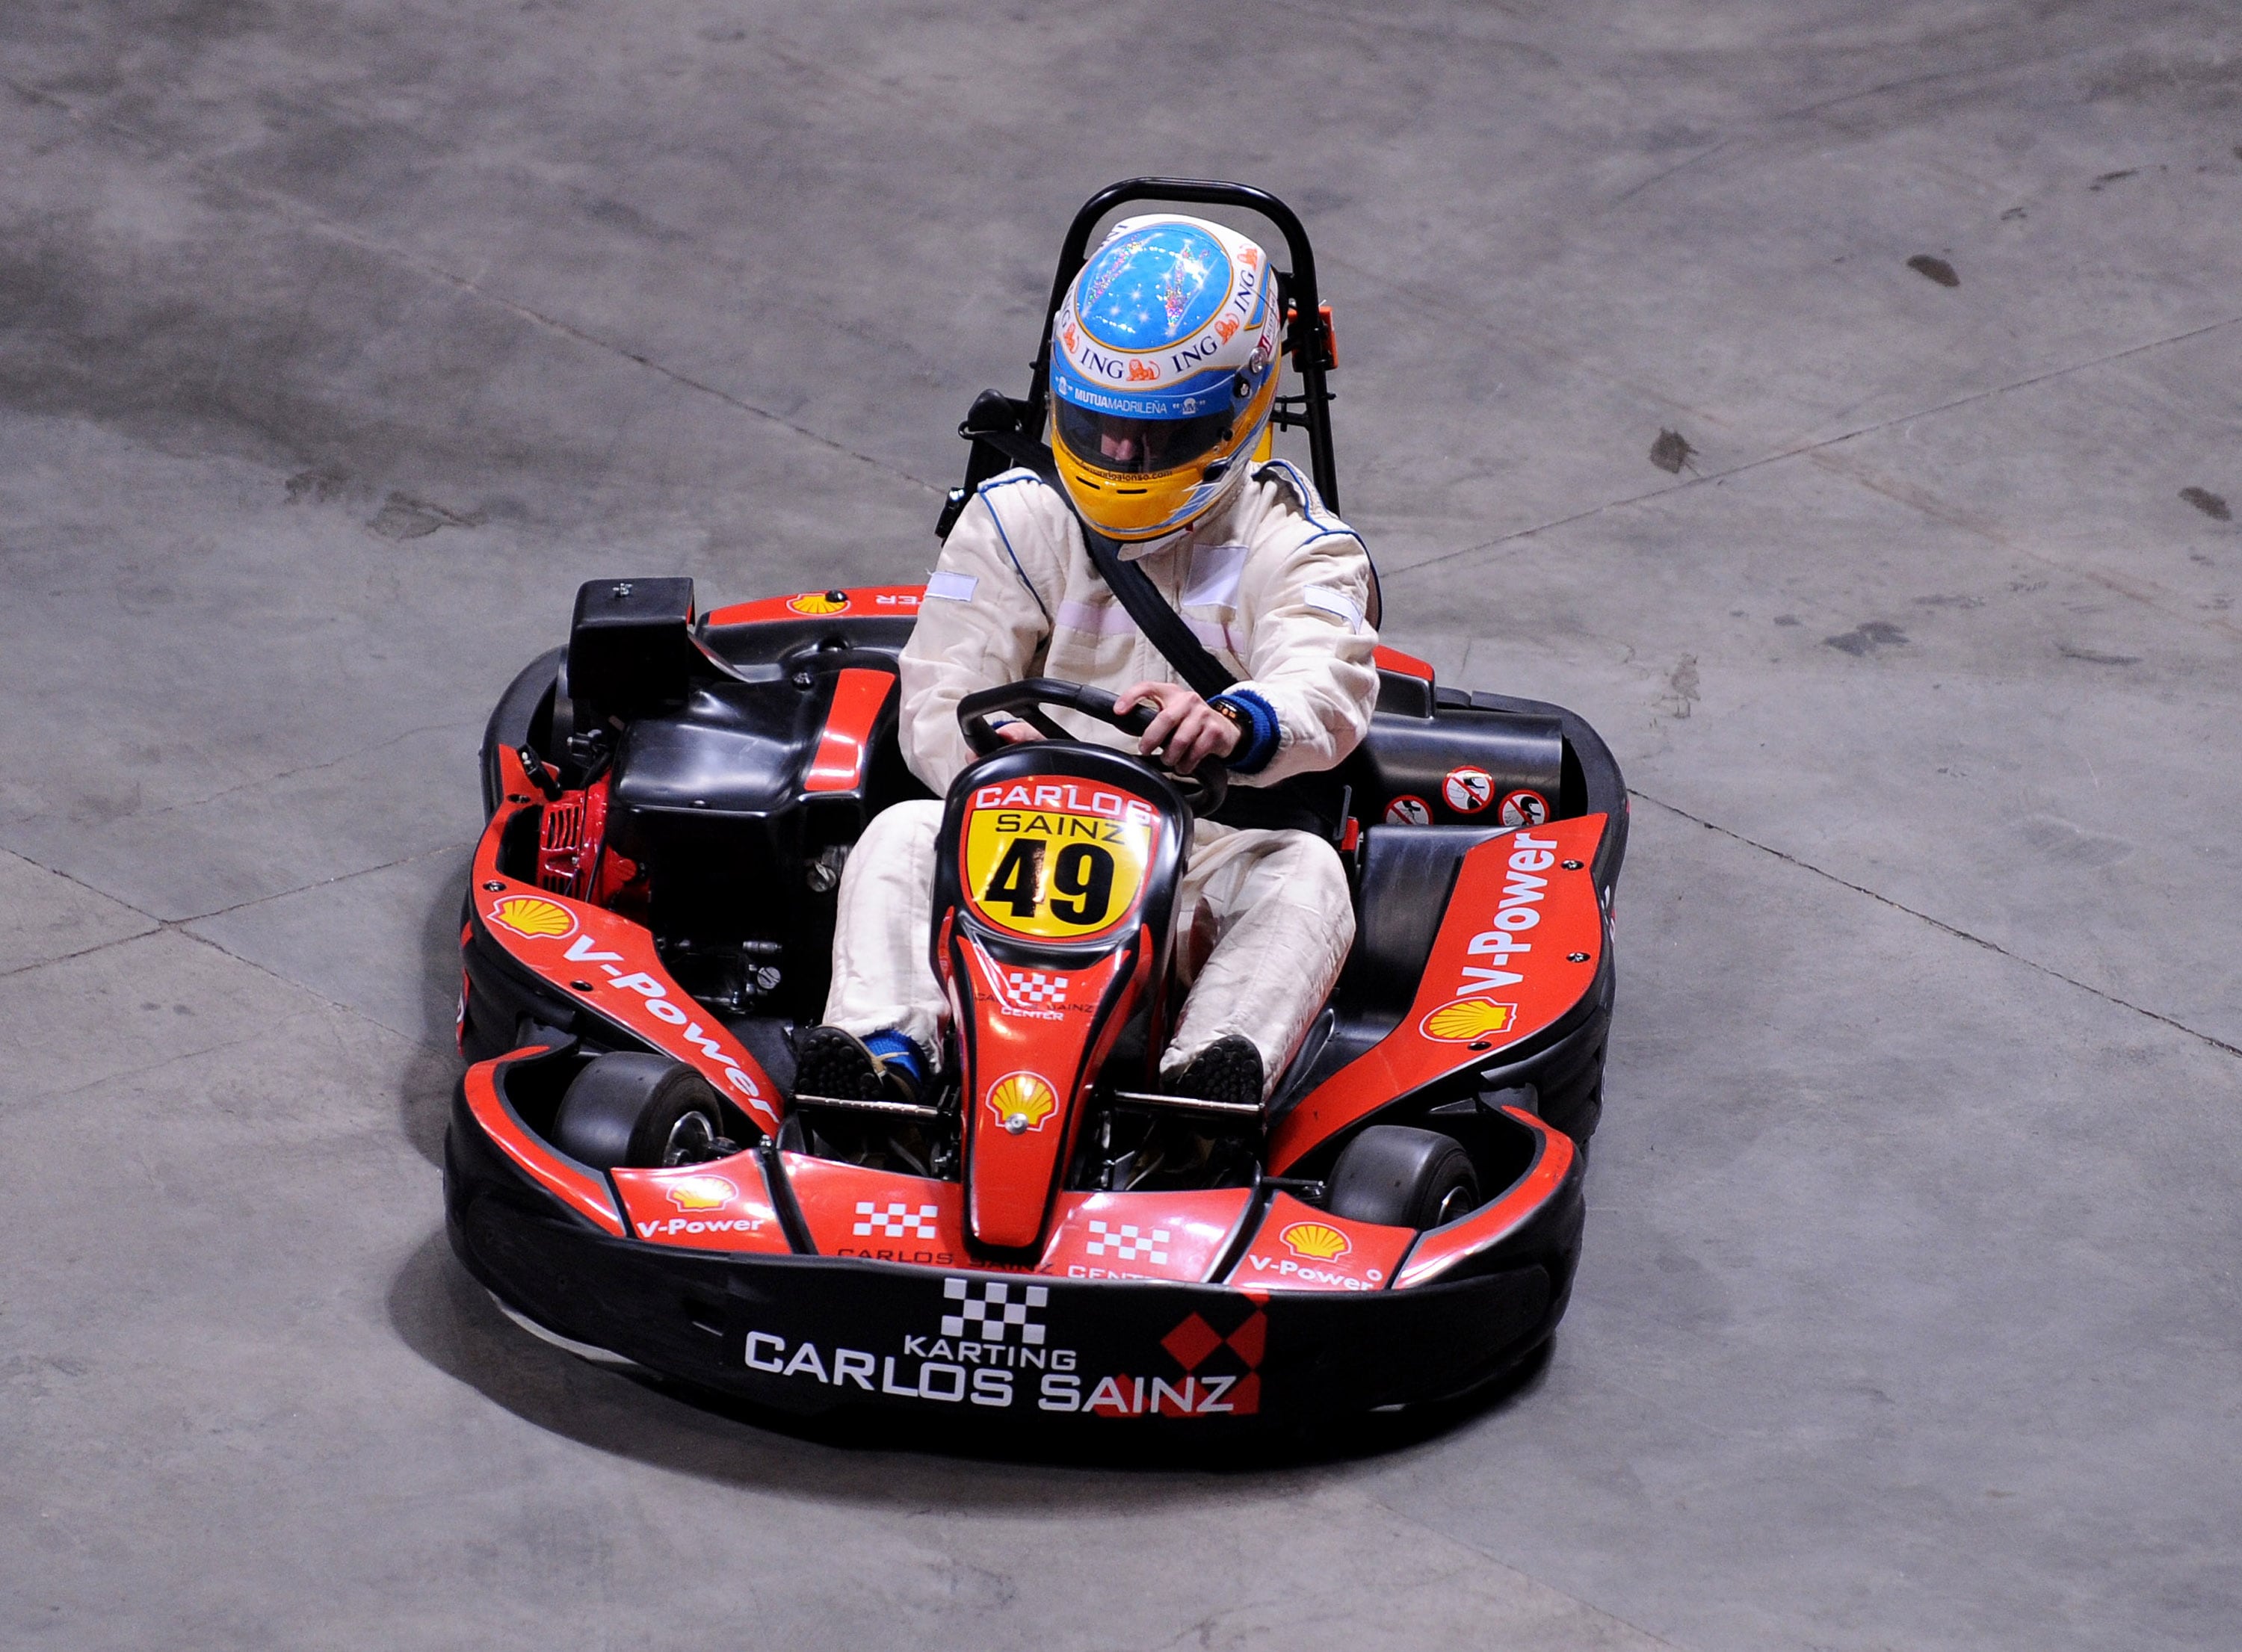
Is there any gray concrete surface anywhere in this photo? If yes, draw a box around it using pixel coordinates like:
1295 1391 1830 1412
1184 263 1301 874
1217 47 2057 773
4 3 2239 1648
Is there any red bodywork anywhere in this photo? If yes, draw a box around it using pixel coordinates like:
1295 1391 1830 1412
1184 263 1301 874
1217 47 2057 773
462 1047 623 1235
462 613 1603 1299
804 668 894 793
612 1159 791 1253
938 773 1171 1252
479 746 783 1130
1231 1192 1415 1293
784 1155 1259 1282
704 586 927 626
1270 813 1606 1174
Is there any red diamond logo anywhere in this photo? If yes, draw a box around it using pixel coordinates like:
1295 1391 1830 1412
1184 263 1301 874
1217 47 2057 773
1226 1310 1266 1368
1226 1372 1261 1416
1161 1313 1223 1372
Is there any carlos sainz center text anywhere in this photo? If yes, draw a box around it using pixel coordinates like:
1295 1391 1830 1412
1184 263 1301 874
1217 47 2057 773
739 1276 1256 1419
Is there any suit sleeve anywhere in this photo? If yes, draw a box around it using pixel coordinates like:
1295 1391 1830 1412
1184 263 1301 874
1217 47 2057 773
1226 520 1380 786
897 476 1062 792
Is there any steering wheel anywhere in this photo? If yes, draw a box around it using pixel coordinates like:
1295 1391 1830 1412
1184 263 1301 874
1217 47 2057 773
957 678 1229 815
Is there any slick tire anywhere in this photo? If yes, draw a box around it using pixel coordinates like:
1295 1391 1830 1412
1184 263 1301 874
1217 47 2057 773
552 1053 724 1169
1327 1124 1480 1229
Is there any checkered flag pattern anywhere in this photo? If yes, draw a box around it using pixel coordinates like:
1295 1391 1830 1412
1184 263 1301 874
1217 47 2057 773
853 1200 939 1240
1004 970 1067 1006
1084 1219 1170 1264
940 1277 1049 1345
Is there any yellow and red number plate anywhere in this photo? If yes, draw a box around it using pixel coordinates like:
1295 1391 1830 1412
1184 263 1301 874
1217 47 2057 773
960 778 1161 945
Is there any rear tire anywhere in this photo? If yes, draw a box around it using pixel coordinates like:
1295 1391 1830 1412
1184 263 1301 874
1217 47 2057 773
552 1053 725 1169
1326 1124 1479 1228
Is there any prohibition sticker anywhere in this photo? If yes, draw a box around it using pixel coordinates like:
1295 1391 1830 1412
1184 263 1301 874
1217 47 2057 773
1383 794 1433 826
1498 788 1549 827
1442 767 1495 814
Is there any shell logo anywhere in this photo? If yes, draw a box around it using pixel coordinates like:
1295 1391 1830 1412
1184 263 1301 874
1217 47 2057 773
788 591 850 616
487 894 577 941
664 1175 737 1212
1419 997 1516 1043
986 1071 1058 1136
1280 1222 1351 1262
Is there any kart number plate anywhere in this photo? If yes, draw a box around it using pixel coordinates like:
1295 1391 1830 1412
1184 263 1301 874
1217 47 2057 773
960 782 1158 943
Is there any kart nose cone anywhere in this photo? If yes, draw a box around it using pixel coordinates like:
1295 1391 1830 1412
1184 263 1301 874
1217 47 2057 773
969 1069 1070 1249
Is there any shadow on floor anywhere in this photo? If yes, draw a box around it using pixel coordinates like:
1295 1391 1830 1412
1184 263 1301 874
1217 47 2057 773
397 859 472 1168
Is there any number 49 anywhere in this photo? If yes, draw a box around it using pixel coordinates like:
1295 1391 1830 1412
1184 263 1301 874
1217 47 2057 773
983 838 1115 926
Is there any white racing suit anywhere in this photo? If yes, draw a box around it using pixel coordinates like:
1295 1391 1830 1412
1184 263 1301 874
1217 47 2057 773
823 460 1379 1097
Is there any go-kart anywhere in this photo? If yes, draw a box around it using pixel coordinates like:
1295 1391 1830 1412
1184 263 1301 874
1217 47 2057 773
445 179 1628 1430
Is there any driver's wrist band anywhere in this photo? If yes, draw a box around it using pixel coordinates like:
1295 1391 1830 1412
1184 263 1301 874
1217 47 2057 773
1206 690 1279 773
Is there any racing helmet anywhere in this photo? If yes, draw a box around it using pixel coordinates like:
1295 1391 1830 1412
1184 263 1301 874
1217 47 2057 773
1049 214 1282 541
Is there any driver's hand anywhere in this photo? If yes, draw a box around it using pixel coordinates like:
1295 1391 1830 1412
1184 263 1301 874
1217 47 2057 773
1117 681 1240 775
989 716 1043 746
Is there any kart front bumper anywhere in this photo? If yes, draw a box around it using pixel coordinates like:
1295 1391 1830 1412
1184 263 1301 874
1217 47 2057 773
445 1077 1584 1429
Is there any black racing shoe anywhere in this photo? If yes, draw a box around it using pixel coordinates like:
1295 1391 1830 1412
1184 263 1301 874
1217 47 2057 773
1167 1035 1264 1110
792 1026 924 1105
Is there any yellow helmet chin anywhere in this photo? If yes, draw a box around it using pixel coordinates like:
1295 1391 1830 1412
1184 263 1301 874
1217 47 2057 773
1051 370 1276 541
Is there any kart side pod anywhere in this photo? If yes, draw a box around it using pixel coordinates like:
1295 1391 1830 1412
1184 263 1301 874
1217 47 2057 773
930 743 1195 1253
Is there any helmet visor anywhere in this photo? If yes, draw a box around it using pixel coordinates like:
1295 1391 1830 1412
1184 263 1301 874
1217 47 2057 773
1054 401 1235 477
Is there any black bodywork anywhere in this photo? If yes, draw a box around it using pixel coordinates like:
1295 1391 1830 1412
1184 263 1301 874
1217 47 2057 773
447 1043 1585 1425
464 593 1626 1124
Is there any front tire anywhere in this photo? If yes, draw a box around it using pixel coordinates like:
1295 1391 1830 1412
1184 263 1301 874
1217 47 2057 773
552 1053 725 1169
1326 1124 1479 1228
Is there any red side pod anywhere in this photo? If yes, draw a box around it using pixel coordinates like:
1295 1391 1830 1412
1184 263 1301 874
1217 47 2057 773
1223 1192 1413 1293
702 585 927 626
1269 814 1608 1174
474 748 783 1131
803 667 894 793
462 1048 625 1236
1393 1109 1575 1290
612 1156 791 1253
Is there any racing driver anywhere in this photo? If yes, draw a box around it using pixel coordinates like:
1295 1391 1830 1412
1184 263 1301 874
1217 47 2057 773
796 214 1378 1111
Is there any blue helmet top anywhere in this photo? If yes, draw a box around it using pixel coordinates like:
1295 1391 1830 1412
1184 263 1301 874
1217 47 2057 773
1051 215 1278 424
1072 222 1233 353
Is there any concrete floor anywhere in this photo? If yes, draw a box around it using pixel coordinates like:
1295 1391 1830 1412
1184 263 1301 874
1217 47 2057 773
4 1 2239 1647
